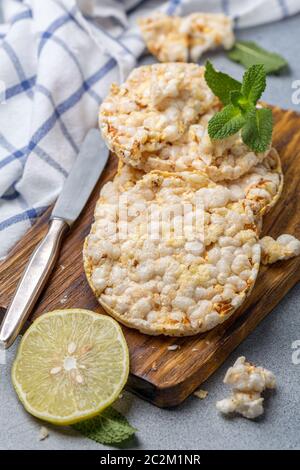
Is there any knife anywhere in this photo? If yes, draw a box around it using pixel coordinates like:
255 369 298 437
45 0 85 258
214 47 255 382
0 129 109 349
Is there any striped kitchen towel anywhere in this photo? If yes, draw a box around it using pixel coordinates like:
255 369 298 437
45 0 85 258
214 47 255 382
0 0 299 259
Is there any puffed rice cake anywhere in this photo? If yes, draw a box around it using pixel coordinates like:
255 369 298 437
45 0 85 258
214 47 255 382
99 63 271 183
84 170 261 336
132 111 273 182
138 13 235 63
99 63 218 165
116 146 283 221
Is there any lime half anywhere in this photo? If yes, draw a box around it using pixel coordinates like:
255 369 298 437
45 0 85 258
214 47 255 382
12 309 129 425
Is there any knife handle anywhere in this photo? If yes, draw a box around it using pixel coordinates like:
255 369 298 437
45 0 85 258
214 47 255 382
0 218 69 349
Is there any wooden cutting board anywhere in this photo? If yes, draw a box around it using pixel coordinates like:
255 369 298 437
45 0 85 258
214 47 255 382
1 105 300 407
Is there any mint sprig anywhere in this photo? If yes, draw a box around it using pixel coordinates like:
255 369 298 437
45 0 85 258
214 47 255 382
73 407 136 446
205 61 273 153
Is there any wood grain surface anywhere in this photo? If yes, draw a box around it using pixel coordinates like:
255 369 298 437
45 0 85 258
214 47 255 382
1 105 300 407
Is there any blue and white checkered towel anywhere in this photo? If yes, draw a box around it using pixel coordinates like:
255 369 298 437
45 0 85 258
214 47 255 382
0 0 299 259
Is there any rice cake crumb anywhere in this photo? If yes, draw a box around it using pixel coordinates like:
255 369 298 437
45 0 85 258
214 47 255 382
194 389 208 399
216 392 264 419
216 357 276 419
38 426 49 441
260 234 300 265
223 356 276 392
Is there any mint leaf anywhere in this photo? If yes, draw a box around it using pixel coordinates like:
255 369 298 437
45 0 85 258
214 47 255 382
241 107 273 153
208 104 246 140
228 41 288 74
73 408 136 446
241 64 266 104
204 60 241 105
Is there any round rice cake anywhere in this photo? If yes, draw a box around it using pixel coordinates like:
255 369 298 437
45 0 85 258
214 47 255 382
84 170 261 336
99 63 271 182
133 110 271 182
225 148 283 218
114 147 283 220
99 63 218 166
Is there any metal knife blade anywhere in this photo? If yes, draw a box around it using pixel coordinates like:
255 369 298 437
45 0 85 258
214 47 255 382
0 129 109 349
52 129 109 225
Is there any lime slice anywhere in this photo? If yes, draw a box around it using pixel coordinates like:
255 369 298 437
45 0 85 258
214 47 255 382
12 309 129 425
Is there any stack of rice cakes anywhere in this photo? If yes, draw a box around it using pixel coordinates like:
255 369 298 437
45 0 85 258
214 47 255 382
84 63 283 336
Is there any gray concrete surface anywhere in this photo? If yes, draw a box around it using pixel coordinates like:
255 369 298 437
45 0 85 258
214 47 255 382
0 11 300 451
